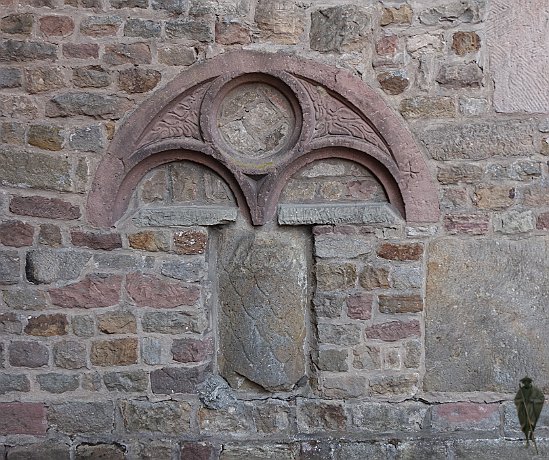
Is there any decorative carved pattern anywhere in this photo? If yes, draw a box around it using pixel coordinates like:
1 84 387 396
138 83 210 147
301 80 390 156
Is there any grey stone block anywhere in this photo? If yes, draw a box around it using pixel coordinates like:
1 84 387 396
134 206 237 227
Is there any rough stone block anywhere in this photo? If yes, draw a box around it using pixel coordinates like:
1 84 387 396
377 243 423 261
359 266 390 290
124 18 161 38
70 230 122 250
118 68 161 93
68 125 104 152
104 42 152 65
9 341 49 367
11 196 80 220
419 1 483 26
6 441 70 460
161 259 204 282
26 249 90 284
221 444 300 459
0 312 22 334
0 40 57 62
158 46 197 66
297 400 346 434
436 63 483 88
0 147 72 191
120 400 192 433
3 289 47 310
216 19 251 45
431 403 500 432
180 442 220 460
1 13 33 34
141 337 162 365
0 403 46 435
0 250 19 285
320 374 368 398
452 31 481 55
97 310 136 334
437 163 484 184
318 323 361 346
63 43 99 59
0 67 22 88
348 402 427 433
165 19 214 42
103 370 148 392
0 121 25 144
75 444 125 460
0 373 30 394
390 266 422 290
0 95 38 118
0 220 34 247
173 229 207 255
72 316 95 337
172 337 213 363
25 314 68 336
36 373 79 393
444 213 490 235
474 186 515 210
317 348 348 372
378 295 423 314
426 237 549 391
459 96 489 115
49 274 122 308
346 293 373 320
142 311 206 334
72 65 110 88
314 234 371 259
418 119 537 161
53 340 87 369
451 438 549 460
199 403 255 433
377 70 409 95
90 338 138 366
39 15 74 36
255 0 304 45
46 92 133 119
310 5 371 52
380 4 413 25
128 231 168 252
126 273 200 308
316 262 357 291
493 210 534 234
369 373 419 396
365 321 420 342
150 364 211 394
80 15 122 36
400 96 455 119
313 292 345 318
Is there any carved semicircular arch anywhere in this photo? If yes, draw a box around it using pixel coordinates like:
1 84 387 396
87 50 439 227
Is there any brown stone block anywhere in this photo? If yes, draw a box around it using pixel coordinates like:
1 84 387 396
172 337 213 363
118 68 161 93
128 231 168 252
49 274 122 308
75 444 125 460
0 220 34 247
431 403 500 431
377 243 423 261
173 230 207 255
126 273 200 308
316 262 357 290
377 70 409 95
400 96 455 119
97 310 136 334
473 185 515 210
62 43 99 59
297 400 346 434
181 442 220 460
72 65 110 88
378 295 423 314
359 265 390 289
436 63 483 88
437 163 483 185
0 402 46 435
255 0 304 45
452 31 481 55
10 195 80 219
25 67 65 94
91 337 138 366
365 320 420 342
444 213 490 235
120 400 192 434
346 293 373 320
28 124 64 150
40 15 74 36
38 223 62 247
537 212 549 230
215 19 251 45
369 373 419 396
9 341 49 367
381 5 413 26
150 364 211 394
71 230 122 251
1 13 33 34
80 15 122 37
104 43 151 65
25 314 68 336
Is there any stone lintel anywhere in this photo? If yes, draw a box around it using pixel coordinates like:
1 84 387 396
133 206 238 227
277 203 401 226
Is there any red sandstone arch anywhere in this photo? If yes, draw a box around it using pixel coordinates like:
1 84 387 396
87 50 439 227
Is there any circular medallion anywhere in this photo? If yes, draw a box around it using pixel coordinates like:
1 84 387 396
217 82 296 159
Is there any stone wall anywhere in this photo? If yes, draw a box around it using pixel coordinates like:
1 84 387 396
1 0 549 459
